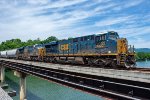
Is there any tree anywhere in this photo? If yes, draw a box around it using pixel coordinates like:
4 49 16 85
0 36 58 51
68 37 73 40
42 36 58 44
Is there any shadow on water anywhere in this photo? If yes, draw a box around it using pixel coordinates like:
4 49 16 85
5 71 43 100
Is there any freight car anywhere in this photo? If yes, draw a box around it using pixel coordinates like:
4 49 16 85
0 51 7 58
0 31 136 68
6 49 18 58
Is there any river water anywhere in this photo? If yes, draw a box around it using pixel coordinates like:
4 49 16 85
5 61 150 100
5 71 104 100
136 60 150 68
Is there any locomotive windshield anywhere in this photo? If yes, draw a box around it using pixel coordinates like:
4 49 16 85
108 32 119 40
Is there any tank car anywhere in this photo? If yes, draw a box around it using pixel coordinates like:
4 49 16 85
0 51 7 58
7 49 18 58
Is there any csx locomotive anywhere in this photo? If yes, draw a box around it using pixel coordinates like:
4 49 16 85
0 31 135 68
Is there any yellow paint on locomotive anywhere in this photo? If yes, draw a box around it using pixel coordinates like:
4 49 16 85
117 38 128 54
60 44 69 51
38 48 46 57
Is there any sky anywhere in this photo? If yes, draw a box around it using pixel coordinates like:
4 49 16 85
0 0 150 48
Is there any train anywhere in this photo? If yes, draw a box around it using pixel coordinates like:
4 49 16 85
0 31 136 68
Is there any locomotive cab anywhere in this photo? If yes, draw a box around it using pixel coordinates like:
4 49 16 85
107 31 119 53
95 31 119 52
108 31 119 40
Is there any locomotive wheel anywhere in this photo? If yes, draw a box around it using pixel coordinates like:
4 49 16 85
83 57 88 65
111 60 117 68
125 62 136 69
94 59 106 67
52 58 57 63
126 56 136 68
125 62 131 69
87 58 95 66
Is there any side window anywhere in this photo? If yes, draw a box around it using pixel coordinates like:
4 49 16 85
100 36 102 40
101 35 106 40
104 35 106 40
102 35 104 40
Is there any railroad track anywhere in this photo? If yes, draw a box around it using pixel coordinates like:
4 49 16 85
1 58 150 72
131 68 150 72
40 60 150 72
1 59 150 100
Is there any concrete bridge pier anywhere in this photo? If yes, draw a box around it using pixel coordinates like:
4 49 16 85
0 65 5 83
14 71 27 100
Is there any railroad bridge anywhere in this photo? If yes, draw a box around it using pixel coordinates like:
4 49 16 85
0 58 150 100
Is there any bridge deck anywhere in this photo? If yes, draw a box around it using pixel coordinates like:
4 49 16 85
1 58 150 83
1 58 150 99
0 87 13 100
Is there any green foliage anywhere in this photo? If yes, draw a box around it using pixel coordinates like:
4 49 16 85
0 36 58 51
41 36 58 44
136 52 150 61
68 37 73 40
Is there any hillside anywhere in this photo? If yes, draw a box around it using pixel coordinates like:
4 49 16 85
135 48 150 53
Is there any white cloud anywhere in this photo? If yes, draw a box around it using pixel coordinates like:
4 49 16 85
0 0 149 48
123 0 144 8
129 36 150 48
95 16 134 27
112 0 144 11
27 0 49 5
0 0 114 39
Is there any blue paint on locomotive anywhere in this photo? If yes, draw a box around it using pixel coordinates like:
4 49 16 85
17 47 25 54
44 31 119 55
44 41 58 54
58 39 71 54
25 46 34 54
107 32 119 53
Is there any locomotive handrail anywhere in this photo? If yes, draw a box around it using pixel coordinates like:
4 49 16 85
128 45 135 53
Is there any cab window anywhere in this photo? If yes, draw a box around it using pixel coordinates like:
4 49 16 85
109 32 118 40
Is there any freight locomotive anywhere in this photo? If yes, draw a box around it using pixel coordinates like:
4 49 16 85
0 31 136 68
